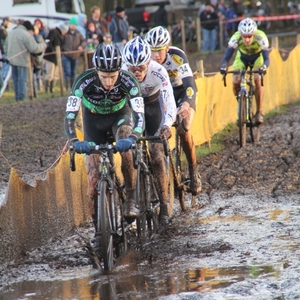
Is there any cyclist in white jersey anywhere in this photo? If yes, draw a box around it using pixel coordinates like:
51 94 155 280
220 18 270 124
122 36 176 226
145 26 201 196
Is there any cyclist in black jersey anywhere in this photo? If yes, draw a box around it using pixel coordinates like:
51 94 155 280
145 26 201 196
64 43 145 224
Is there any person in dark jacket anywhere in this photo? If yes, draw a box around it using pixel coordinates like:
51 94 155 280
87 5 109 44
0 17 12 84
199 2 219 51
4 20 47 101
109 6 129 53
61 17 86 90
154 3 168 27
43 22 69 93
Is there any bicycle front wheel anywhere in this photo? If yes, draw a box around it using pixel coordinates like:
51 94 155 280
136 164 147 239
97 181 114 271
238 91 247 148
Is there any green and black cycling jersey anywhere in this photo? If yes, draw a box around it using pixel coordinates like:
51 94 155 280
64 68 145 142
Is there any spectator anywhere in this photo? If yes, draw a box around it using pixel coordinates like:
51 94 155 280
87 5 109 44
32 24 45 97
154 3 168 27
232 0 244 31
199 2 219 51
43 22 69 94
61 17 86 90
77 13 87 39
109 6 129 53
4 20 46 101
220 1 236 42
86 22 99 52
0 17 12 85
34 19 49 39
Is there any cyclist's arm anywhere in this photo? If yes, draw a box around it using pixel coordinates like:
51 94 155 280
220 46 235 66
64 95 81 141
128 96 145 141
262 49 270 67
177 56 197 107
161 67 177 128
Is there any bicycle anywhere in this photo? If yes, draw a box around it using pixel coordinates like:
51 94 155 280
222 65 265 148
169 116 197 211
69 140 128 271
131 135 174 238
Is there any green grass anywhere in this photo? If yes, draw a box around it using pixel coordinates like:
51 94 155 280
196 123 238 158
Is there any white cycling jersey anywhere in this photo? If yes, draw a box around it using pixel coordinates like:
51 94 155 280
122 60 176 128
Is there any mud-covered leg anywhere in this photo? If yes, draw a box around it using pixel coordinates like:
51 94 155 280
149 142 170 226
178 107 201 196
116 125 138 221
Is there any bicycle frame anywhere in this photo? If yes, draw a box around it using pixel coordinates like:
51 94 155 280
170 116 196 210
132 136 167 237
69 143 126 271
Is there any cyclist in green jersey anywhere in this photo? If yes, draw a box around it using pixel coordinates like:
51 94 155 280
220 18 270 124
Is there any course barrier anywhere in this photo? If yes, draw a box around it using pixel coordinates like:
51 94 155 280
1 45 300 264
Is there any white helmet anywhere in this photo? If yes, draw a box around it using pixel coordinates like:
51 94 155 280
238 18 257 35
144 26 170 48
123 36 151 66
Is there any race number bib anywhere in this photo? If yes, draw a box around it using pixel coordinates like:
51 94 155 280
66 96 81 112
130 97 144 113
178 63 193 79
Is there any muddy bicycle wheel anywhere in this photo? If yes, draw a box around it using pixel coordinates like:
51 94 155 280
168 159 175 217
238 91 247 148
249 111 261 145
136 164 147 239
98 181 114 271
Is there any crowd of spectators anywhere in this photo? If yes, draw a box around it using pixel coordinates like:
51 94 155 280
1 4 131 101
198 0 245 52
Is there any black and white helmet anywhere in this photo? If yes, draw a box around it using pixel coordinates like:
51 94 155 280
238 18 257 35
123 36 151 66
92 43 122 72
144 26 170 48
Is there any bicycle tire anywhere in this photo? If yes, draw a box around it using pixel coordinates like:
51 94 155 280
175 131 186 211
168 159 174 217
238 91 247 148
136 164 147 239
98 180 114 271
148 173 159 231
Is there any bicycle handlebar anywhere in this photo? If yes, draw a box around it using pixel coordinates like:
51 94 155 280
69 144 116 172
222 69 264 87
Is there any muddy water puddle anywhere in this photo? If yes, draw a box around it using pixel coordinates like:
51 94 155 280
0 261 284 300
1 194 300 299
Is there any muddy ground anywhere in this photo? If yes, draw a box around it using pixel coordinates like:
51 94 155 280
1 52 300 298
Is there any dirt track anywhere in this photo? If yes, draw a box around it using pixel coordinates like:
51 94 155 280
1 79 300 298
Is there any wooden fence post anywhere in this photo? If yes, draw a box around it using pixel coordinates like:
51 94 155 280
28 64 33 100
83 49 88 71
272 36 279 49
181 19 186 53
56 46 64 97
197 18 201 51
168 25 172 46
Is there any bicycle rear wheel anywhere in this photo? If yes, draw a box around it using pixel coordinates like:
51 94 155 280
249 103 261 145
175 131 187 211
168 159 174 217
238 91 247 148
